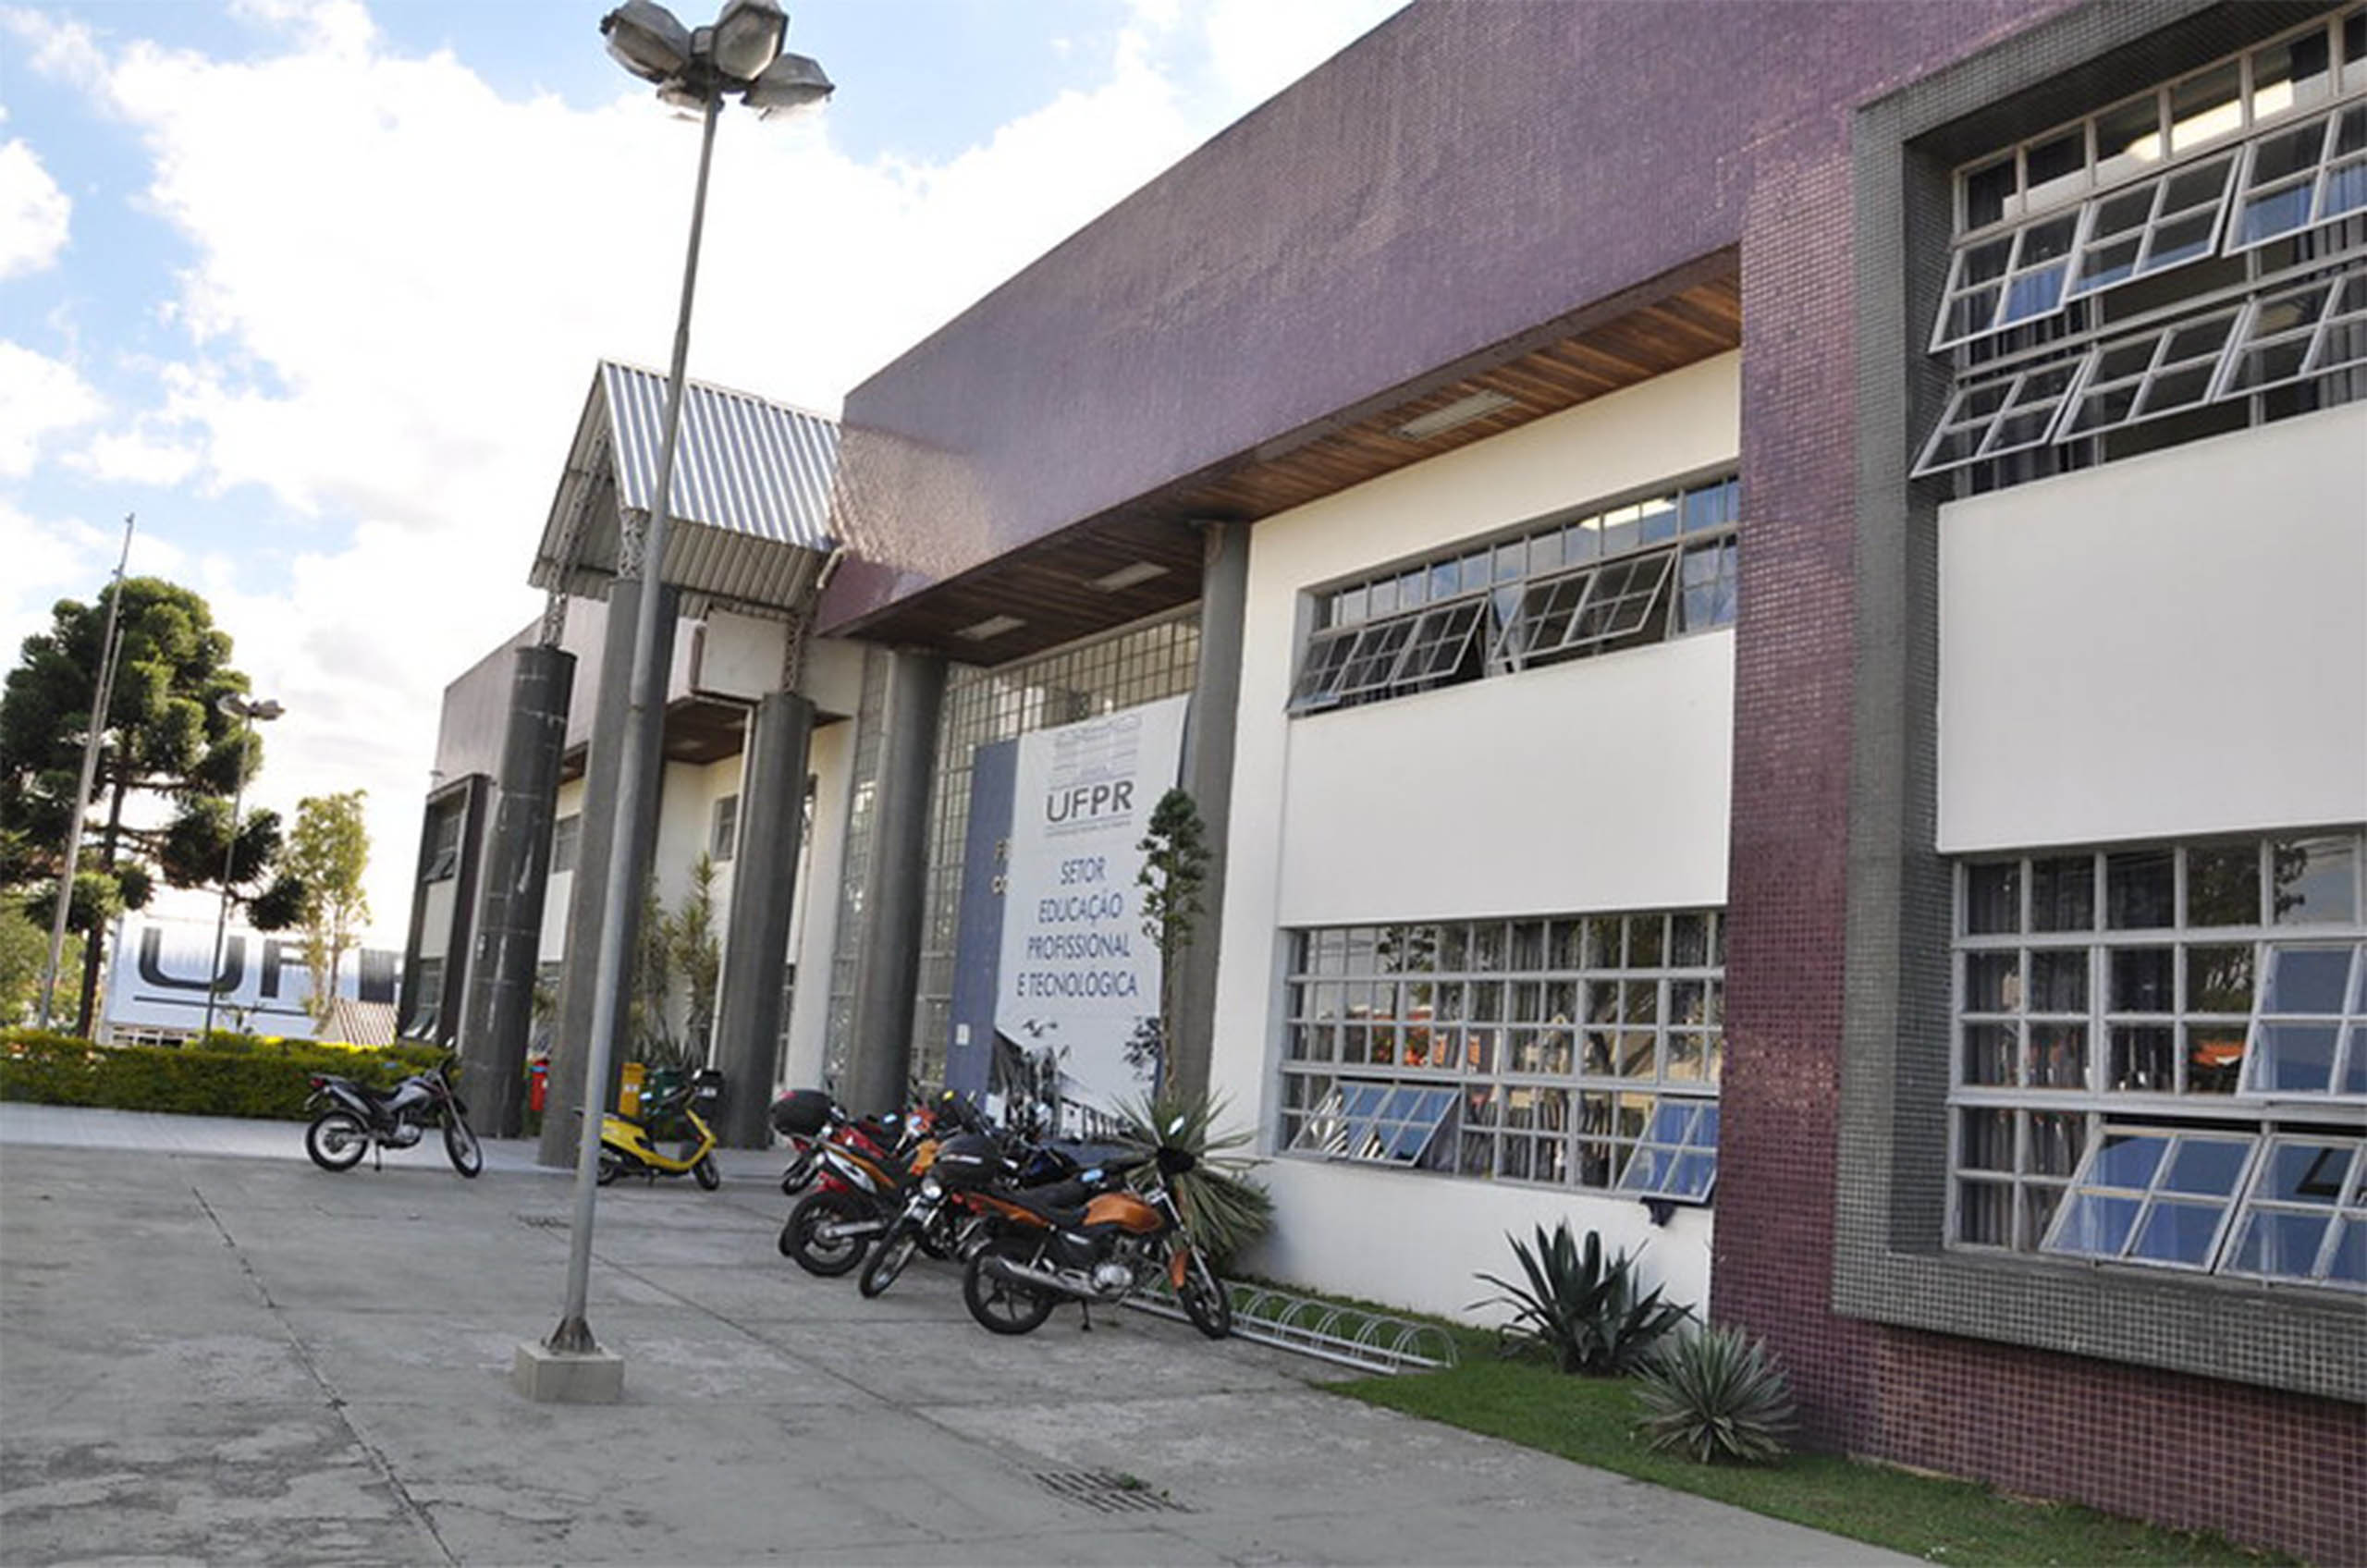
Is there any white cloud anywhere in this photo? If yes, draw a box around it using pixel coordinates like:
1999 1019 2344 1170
7 0 1405 943
0 138 70 278
0 341 104 476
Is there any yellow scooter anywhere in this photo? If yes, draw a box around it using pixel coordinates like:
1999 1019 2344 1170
595 1067 725 1190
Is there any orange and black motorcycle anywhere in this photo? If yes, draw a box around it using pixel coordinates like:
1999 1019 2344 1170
777 1094 962 1277
950 1124 1233 1340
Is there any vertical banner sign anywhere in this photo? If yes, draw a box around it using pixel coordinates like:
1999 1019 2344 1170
994 695 1189 1120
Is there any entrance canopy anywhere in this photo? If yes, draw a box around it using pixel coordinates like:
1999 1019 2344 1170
529 361 840 618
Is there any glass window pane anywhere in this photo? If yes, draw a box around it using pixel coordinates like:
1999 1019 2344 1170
2053 1192 2140 1256
1959 1182 2013 1246
2091 1132 2168 1189
2027 1112 2085 1177
2258 1140 2354 1204
2111 1025 2176 1092
2107 850 2176 928
2130 1198 2227 1265
2029 1023 2087 1087
2168 61 2240 153
2110 947 2174 1011
2186 842 2261 925
2271 835 2359 924
2186 1026 2247 1094
2186 945 2254 1013
2096 92 2163 184
1960 1108 2014 1171
2257 1022 2341 1092
2226 1210 2331 1278
2263 945 2356 1012
2030 856 2094 931
2162 1136 2250 1195
2327 1218 2365 1286
1965 157 2017 229
1966 862 2020 934
2030 949 2088 1011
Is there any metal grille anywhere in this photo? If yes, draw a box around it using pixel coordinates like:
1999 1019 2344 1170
902 612 1201 1088
1033 1471 1188 1514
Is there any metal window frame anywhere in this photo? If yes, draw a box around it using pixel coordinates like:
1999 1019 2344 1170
2238 939 2367 1100
2039 1124 2263 1271
1613 1097 1721 1202
2218 1133 2367 1288
2227 101 2367 253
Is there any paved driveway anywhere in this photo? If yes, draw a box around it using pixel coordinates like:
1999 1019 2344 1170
0 1106 1907 1565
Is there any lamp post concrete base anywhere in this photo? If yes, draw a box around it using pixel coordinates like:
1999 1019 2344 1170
511 1341 625 1403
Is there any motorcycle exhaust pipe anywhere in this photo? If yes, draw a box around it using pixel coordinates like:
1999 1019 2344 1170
978 1253 1111 1300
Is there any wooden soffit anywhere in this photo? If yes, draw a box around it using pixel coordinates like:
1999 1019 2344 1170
850 255 1742 664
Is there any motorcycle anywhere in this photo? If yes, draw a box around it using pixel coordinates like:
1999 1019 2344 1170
853 1102 1114 1299
304 1057 482 1178
596 1067 725 1190
955 1123 1233 1340
770 1087 914 1196
778 1097 942 1276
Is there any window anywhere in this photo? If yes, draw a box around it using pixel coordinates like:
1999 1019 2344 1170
711 794 739 864
1289 474 1737 715
403 957 446 1039
549 814 581 876
1949 828 2367 1292
422 808 462 882
1280 912 1723 1197
1916 8 2367 491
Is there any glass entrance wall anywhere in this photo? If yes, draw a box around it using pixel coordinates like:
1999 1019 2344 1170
897 611 1201 1092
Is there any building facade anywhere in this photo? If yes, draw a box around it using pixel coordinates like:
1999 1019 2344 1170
415 4 2363 1556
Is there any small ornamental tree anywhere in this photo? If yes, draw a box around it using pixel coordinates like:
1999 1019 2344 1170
284 790 372 1033
1129 787 1210 1084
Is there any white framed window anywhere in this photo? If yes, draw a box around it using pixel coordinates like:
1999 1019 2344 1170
1280 912 1722 1197
710 794 739 864
549 814 581 876
1948 828 2367 1292
2220 1134 2366 1286
1288 473 1736 715
2228 102 2367 252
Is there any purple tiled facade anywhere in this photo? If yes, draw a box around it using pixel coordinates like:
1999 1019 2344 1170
827 5 2367 1561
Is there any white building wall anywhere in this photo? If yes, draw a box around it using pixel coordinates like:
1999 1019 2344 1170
1939 408 2367 851
538 778 586 964
1210 353 1740 1320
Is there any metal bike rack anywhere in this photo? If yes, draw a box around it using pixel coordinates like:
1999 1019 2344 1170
1127 1280 1459 1375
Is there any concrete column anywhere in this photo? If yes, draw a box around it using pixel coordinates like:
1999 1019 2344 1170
710 689 814 1146
1169 520 1251 1103
458 643 574 1138
841 649 947 1117
536 579 680 1167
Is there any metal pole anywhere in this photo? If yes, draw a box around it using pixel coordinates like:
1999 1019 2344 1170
39 515 134 1032
548 88 723 1354
199 713 253 1042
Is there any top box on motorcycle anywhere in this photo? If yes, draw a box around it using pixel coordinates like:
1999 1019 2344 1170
929 1130 1013 1192
769 1087 834 1138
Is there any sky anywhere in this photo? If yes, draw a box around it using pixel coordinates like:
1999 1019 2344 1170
0 0 1405 945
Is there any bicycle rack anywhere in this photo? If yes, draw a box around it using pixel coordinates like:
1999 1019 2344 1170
1127 1279 1459 1375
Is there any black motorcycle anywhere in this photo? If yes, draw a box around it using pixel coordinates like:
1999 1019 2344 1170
303 1058 482 1178
855 1111 1121 1299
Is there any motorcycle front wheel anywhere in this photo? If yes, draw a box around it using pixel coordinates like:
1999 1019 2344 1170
596 1147 624 1186
858 1219 922 1299
782 1190 870 1276
304 1110 369 1172
962 1243 1057 1336
779 1146 818 1195
693 1154 721 1192
1178 1247 1233 1341
443 1113 484 1179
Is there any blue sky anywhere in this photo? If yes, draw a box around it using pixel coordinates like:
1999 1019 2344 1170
0 0 1403 937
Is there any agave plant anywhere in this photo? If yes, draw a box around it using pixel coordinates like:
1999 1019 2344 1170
1633 1323 1797 1465
1469 1221 1692 1376
1111 1087 1273 1268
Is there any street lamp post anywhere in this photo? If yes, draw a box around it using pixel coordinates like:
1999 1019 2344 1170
201 693 284 1041
518 0 831 1400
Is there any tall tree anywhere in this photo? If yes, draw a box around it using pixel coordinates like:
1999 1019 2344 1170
284 790 372 1033
0 577 296 1032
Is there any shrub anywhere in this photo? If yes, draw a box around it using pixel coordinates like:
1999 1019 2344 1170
1112 1088 1273 1270
0 1028 439 1121
1633 1323 1797 1465
1470 1220 1692 1376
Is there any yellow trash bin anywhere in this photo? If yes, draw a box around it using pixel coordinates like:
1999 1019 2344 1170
619 1060 644 1120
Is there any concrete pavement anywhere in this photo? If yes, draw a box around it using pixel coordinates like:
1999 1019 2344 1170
0 1104 1909 1565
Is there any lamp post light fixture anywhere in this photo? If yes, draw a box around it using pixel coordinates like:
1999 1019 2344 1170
200 692 284 1042
521 0 832 1397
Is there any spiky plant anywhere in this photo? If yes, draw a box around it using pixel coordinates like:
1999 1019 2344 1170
1469 1221 1692 1376
1112 1087 1272 1268
1633 1323 1797 1465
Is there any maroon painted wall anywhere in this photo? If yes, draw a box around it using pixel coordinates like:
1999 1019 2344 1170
823 0 2058 631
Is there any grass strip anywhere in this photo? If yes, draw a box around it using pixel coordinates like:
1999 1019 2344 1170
1333 1356 2283 1566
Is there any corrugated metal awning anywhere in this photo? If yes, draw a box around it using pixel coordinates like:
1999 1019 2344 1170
529 361 839 618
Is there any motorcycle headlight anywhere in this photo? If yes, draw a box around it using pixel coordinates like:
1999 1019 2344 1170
920 1176 944 1200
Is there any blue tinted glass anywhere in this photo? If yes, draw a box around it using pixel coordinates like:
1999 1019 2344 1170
2261 1023 2340 1092
1339 1083 1389 1121
2265 947 2354 1012
2091 1133 2167 1190
2051 1193 2140 1256
2130 1199 2226 1265
2161 1137 2250 1195
1646 1101 1692 1144
1672 1151 1718 1200
1618 1145 1670 1194
2262 1141 2354 1204
2344 1029 2366 1096
2227 1210 2329 1278
1695 1105 1721 1146
2326 1218 2365 1286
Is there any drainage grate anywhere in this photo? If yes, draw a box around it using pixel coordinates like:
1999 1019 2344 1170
1034 1470 1187 1515
516 1214 570 1230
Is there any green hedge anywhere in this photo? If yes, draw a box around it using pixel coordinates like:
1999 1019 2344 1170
0 1030 448 1121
